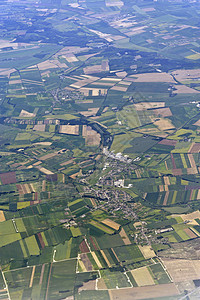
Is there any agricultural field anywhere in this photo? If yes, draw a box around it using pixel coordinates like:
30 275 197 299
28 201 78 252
0 0 200 299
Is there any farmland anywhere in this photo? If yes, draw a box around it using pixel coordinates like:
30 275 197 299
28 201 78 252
0 0 200 299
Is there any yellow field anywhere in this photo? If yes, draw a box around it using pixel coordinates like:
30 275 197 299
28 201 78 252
91 251 102 268
59 125 79 135
162 259 200 282
19 109 35 118
80 108 99 117
133 72 175 83
174 85 200 94
33 124 46 132
0 211 5 222
139 246 156 259
134 102 165 111
101 218 120 230
119 228 131 245
131 267 155 286
153 118 175 130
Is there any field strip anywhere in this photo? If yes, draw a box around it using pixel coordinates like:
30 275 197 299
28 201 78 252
45 263 52 300
163 191 169 206
91 252 102 269
39 264 45 285
100 250 111 267
29 265 36 288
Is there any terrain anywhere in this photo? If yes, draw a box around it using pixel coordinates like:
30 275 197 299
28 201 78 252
0 0 200 299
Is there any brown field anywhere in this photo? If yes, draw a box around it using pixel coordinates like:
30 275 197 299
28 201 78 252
153 118 175 130
19 109 35 118
9 79 22 85
0 171 16 185
174 85 200 94
80 108 99 117
0 211 5 222
162 259 200 282
108 283 179 300
139 246 156 259
82 125 101 146
159 139 177 146
164 176 170 185
101 218 120 230
119 228 131 245
80 253 94 271
173 169 182 176
134 102 165 111
110 86 128 92
60 159 74 166
184 228 197 239
193 120 200 126
172 210 200 225
39 152 57 161
16 183 35 195
163 191 169 206
33 124 46 132
59 125 79 135
78 280 96 292
172 69 200 82
153 107 172 117
116 71 127 77
131 267 155 287
84 63 109 75
97 278 107 290
38 59 67 70
132 72 175 83
189 143 200 153
36 166 54 175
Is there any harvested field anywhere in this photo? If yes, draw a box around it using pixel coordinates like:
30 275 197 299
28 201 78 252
59 125 79 135
131 267 155 286
39 152 57 161
80 108 99 117
108 283 179 300
132 72 175 83
60 159 74 166
153 118 175 130
19 109 35 118
100 250 111 267
138 246 156 259
159 139 177 146
78 280 96 292
0 211 5 222
97 278 107 289
174 85 200 94
36 166 54 175
162 259 200 282
33 124 46 132
153 107 172 117
101 219 120 230
184 228 197 239
172 69 200 82
119 228 131 245
173 210 200 225
188 143 200 153
110 86 128 92
82 125 101 146
134 102 165 111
